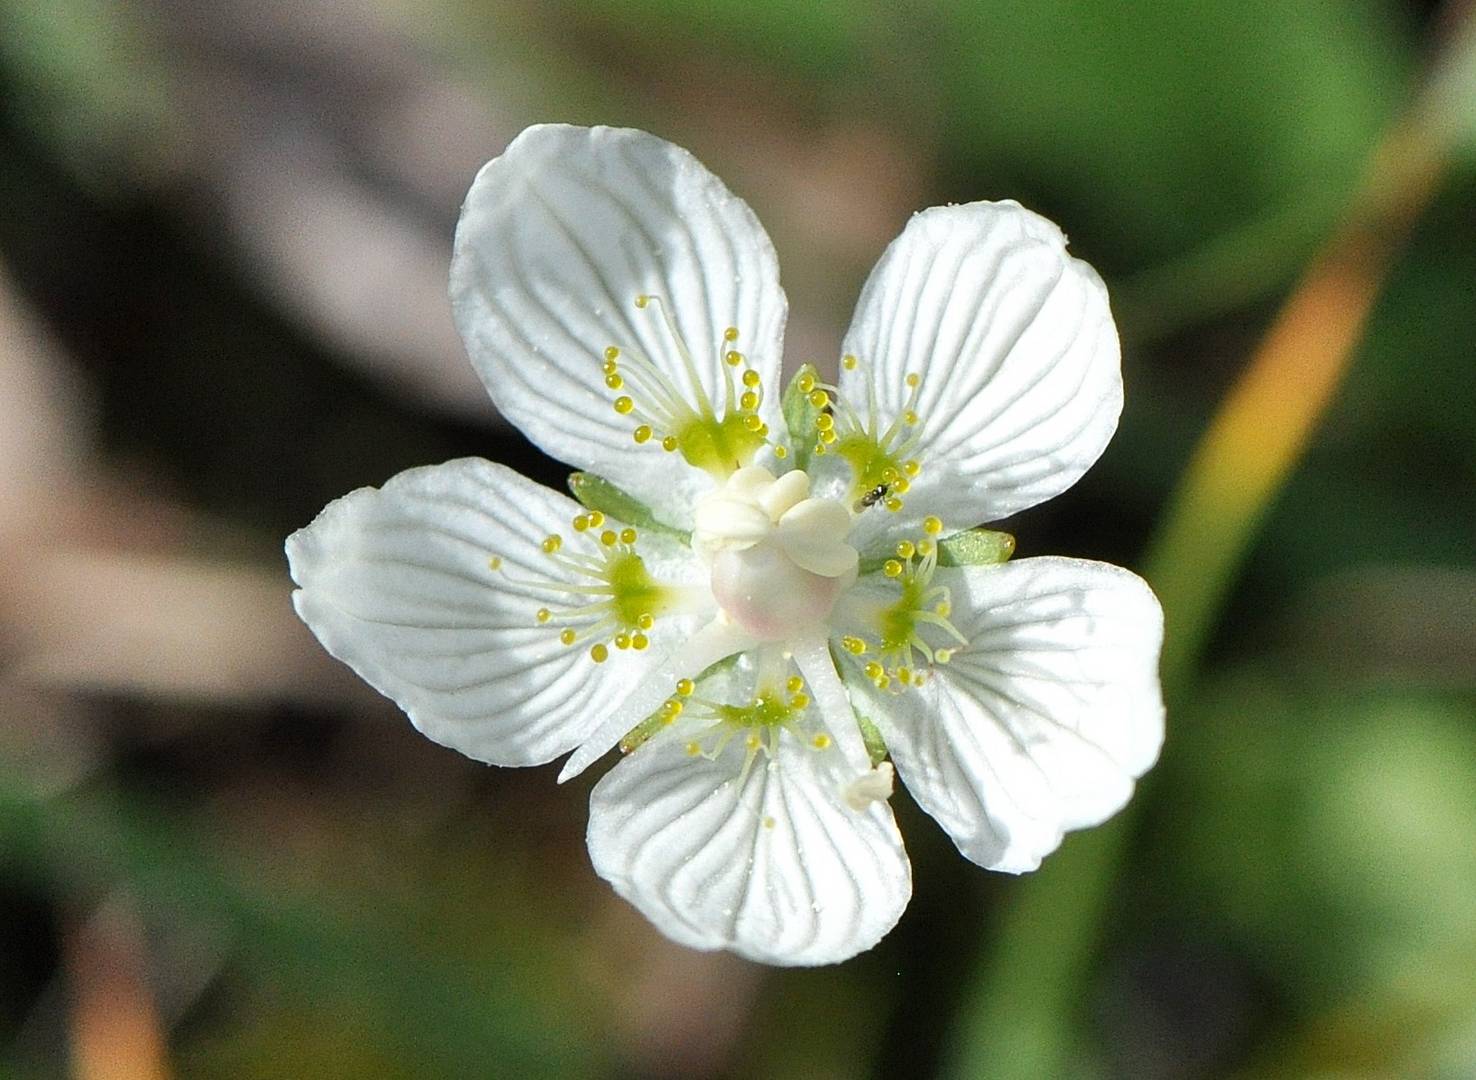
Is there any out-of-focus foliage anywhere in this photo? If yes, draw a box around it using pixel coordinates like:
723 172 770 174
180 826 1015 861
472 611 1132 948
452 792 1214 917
0 0 1472 1077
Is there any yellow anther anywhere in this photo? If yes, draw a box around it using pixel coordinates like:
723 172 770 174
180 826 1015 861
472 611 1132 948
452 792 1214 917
600 530 617 547
725 350 743 367
613 396 634 415
789 693 810 710
796 372 816 393
619 527 637 544
842 636 867 655
883 559 904 577
935 648 953 664
743 414 763 431
536 608 551 624
661 435 679 452
590 643 609 663
905 372 921 388
904 460 921 477
675 678 695 697
815 413 834 432
559 629 577 646
808 389 830 409
605 373 623 390
741 369 761 388
786 675 804 693
542 534 563 554
604 346 620 362
633 425 653 444
923 516 943 535
842 354 858 370
864 661 884 680
812 733 832 749
587 512 605 528
637 613 654 630
631 632 649 650
614 633 631 650
724 326 739 342
488 556 502 570
740 390 759 411
896 540 916 559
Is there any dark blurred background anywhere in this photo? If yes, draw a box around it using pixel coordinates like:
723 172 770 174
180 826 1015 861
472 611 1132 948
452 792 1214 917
1 1 1473 1077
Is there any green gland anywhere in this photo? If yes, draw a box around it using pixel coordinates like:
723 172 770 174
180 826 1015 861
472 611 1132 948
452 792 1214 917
607 552 673 627
676 413 767 478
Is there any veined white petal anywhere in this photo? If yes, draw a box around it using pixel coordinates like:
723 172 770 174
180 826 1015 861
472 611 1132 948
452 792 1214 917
850 558 1163 873
557 617 757 782
790 634 872 778
839 201 1121 537
286 459 702 767
587 722 911 966
451 125 788 529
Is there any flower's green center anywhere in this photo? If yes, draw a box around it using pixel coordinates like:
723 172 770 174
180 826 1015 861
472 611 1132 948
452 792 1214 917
839 515 968 691
491 510 677 664
791 358 924 513
601 294 772 480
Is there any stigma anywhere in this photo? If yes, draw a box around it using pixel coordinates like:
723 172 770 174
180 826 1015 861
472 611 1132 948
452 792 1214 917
692 467 858 640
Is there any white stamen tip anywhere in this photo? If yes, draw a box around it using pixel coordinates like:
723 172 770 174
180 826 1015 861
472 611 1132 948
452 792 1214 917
843 762 895 811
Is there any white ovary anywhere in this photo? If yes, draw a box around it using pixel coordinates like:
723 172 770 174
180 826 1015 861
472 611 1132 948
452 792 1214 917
693 467 858 640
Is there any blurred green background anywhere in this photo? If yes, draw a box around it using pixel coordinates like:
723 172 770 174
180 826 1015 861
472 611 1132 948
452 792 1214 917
0 0 1472 1077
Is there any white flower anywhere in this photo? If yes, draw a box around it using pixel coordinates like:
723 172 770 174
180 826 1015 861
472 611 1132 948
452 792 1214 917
286 124 1165 966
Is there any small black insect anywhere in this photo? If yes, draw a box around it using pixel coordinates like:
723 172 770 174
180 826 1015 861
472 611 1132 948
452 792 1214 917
856 484 889 511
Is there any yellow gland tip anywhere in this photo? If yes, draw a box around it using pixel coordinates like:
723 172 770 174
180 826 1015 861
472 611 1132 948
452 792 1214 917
812 733 832 749
631 632 649 650
741 369 761 388
808 389 830 408
605 373 623 390
935 648 953 664
542 534 562 554
745 733 762 750
883 559 904 577
724 350 742 367
635 295 649 308
675 678 695 697
536 608 551 624
559 629 577 646
613 396 634 415
619 527 637 544
633 425 652 444
896 540 916 559
661 699 683 719
600 530 617 547
923 516 944 536
815 413 834 432
661 435 679 452
587 511 605 528
774 445 789 459
614 633 631 650
905 372 921 388
786 675 804 693
918 538 936 557
884 496 903 512
488 556 502 570
743 414 763 431
604 346 620 362
935 600 951 617
590 643 609 663
842 354 858 370
740 390 759 411
637 613 654 630
685 741 701 756
723 326 739 342
572 514 589 532
842 635 868 654
789 693 809 710
797 373 816 393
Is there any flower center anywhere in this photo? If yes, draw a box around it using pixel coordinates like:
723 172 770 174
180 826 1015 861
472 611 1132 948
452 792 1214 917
692 466 858 641
601 295 772 479
491 511 678 663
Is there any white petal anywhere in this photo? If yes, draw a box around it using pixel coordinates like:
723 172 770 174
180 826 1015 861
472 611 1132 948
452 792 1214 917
587 723 911 966
840 201 1121 535
850 558 1163 873
451 125 788 528
286 459 700 767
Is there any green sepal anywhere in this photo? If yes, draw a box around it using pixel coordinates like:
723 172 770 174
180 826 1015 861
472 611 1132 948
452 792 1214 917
567 472 689 543
781 363 823 471
856 712 890 767
615 654 740 754
938 528 1016 567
